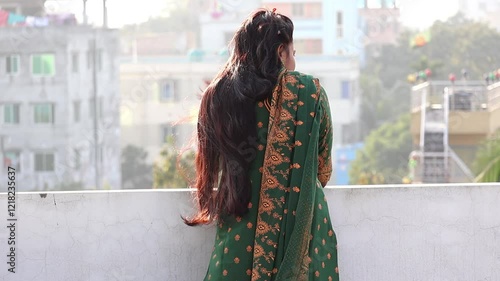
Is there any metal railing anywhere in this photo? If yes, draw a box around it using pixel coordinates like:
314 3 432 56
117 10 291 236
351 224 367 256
411 149 475 184
487 81 500 111
412 81 488 112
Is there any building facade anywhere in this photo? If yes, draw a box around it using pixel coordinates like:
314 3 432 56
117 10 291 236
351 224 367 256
358 0 401 46
260 0 362 146
410 79 500 183
120 0 363 188
0 26 121 191
120 57 218 165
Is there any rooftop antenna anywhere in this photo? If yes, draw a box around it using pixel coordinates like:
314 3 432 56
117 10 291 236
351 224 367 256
103 0 108 28
83 0 88 25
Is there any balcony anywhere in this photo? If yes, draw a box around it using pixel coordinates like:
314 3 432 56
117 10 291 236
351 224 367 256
410 81 493 143
1 185 500 280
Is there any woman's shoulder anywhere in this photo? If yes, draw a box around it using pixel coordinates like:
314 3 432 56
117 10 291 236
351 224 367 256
284 71 323 95
285 71 320 85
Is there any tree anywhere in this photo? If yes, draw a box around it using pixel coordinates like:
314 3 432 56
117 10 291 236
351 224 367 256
153 138 195 189
473 132 500 182
121 145 153 189
350 114 413 184
359 74 411 137
360 14 500 137
423 13 500 79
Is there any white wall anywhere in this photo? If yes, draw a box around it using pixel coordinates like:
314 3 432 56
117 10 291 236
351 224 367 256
1 184 500 280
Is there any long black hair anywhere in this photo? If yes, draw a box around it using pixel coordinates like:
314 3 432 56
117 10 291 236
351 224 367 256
185 9 294 226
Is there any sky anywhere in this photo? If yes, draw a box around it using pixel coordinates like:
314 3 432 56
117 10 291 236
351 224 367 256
44 0 460 29
398 0 459 29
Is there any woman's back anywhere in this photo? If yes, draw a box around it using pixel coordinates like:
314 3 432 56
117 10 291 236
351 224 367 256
186 8 339 280
204 70 339 281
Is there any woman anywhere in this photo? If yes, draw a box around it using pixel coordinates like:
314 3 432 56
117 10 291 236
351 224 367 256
186 8 339 281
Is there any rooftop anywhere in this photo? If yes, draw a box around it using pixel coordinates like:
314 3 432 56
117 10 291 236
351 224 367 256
1 184 499 280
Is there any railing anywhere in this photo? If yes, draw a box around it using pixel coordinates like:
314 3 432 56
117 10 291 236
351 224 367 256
411 148 475 183
1 187 500 281
412 81 488 112
487 81 500 110
449 148 475 183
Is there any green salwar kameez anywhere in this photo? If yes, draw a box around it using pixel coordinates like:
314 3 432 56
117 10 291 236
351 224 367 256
205 69 339 281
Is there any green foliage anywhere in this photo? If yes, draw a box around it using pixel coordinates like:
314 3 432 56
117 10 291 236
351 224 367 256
121 145 153 189
153 138 195 189
356 171 386 185
473 132 500 182
359 74 410 136
425 14 500 78
350 114 413 184
360 14 500 137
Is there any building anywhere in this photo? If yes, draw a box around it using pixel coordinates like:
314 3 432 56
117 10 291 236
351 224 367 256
335 142 364 185
358 0 401 46
258 0 363 146
120 0 363 179
0 4 121 191
0 0 45 15
120 57 216 165
119 0 257 165
199 0 261 54
409 79 500 183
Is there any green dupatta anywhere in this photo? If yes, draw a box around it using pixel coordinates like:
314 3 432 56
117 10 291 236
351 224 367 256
204 69 339 281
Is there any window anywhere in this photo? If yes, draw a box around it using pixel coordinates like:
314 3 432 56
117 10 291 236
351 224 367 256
159 80 175 101
73 149 80 170
337 11 344 38
4 104 20 124
35 152 55 172
87 49 103 71
31 54 55 76
6 55 20 74
73 101 81 122
341 81 352 99
292 3 304 17
4 151 21 171
89 97 103 119
34 103 54 124
1 6 17 14
71 52 79 73
162 125 178 143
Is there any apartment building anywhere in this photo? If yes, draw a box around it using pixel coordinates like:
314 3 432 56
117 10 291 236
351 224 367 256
0 23 121 190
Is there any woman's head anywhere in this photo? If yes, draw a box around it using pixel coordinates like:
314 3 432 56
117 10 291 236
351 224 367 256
230 9 295 72
184 9 295 226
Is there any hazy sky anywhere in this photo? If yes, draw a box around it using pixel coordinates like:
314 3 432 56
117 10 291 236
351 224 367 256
399 0 459 28
44 0 459 29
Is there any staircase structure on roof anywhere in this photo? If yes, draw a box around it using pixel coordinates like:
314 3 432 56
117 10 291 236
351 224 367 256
409 77 500 183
